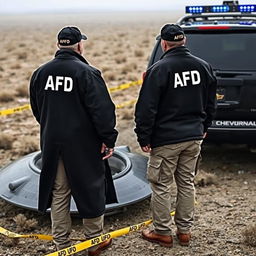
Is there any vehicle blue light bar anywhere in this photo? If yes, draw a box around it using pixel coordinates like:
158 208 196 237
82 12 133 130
186 4 256 14
187 6 204 14
239 5 255 12
212 5 230 12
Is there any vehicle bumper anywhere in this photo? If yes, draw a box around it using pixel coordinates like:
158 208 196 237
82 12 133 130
206 121 256 145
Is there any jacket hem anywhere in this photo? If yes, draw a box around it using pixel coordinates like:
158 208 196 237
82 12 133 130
79 210 105 219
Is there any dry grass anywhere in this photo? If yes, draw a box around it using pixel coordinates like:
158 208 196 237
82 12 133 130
16 85 29 97
0 134 13 150
0 90 15 102
120 62 138 75
101 66 111 72
15 136 39 156
92 51 101 57
194 170 218 187
18 43 26 48
6 46 14 53
103 71 116 82
130 62 138 69
26 71 33 80
115 55 127 64
142 39 150 45
134 49 145 57
16 52 28 60
120 108 134 120
243 225 256 247
113 49 124 55
117 32 126 37
127 74 140 81
121 65 133 75
13 214 38 232
10 63 22 70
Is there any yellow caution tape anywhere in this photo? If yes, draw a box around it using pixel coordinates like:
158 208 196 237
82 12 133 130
0 104 31 116
46 211 175 256
0 80 142 117
0 226 87 242
0 78 222 117
109 79 142 93
0 226 52 240
0 99 137 117
0 100 137 117
0 211 175 256
116 99 137 109
45 219 152 256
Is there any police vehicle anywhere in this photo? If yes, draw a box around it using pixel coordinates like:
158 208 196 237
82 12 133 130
148 1 256 146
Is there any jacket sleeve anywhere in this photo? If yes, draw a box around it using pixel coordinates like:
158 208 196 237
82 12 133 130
203 65 217 132
134 65 165 147
83 69 118 148
29 71 40 123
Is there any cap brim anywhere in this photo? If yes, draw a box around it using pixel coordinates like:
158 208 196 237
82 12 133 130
156 35 161 40
81 34 87 40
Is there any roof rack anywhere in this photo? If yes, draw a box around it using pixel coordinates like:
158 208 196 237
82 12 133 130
185 3 256 14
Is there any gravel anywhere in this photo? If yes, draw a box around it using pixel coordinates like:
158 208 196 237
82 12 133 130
0 144 256 256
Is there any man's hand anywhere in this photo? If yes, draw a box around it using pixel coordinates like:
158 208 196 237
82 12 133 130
203 132 207 139
141 144 151 153
101 143 114 160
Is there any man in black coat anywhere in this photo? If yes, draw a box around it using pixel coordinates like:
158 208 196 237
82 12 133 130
30 26 118 255
135 24 217 248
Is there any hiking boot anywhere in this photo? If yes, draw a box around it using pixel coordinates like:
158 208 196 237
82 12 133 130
176 231 191 246
88 239 112 256
142 229 173 247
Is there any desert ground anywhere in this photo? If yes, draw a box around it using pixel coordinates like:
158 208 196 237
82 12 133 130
0 11 255 256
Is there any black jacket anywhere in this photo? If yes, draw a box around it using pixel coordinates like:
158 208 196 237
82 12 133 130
135 46 217 148
30 49 118 218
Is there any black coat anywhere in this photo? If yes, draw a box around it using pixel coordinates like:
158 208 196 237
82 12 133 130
30 49 118 218
135 46 217 148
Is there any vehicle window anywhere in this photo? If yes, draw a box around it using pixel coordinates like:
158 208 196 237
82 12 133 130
185 32 256 71
152 32 256 71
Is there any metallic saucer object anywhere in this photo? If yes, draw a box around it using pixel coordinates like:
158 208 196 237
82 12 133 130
0 146 151 215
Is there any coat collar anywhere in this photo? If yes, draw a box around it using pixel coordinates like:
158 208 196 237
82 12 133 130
55 49 89 65
160 46 191 60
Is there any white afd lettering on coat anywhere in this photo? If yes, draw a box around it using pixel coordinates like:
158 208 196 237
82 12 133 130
174 70 201 88
44 76 73 92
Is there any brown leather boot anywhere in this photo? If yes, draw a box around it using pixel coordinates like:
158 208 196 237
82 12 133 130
88 239 112 256
176 231 191 246
142 229 173 247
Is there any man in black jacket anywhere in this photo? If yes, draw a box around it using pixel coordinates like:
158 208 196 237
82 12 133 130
30 26 118 255
135 24 216 248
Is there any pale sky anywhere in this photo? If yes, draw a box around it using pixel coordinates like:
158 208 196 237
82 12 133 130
0 0 252 13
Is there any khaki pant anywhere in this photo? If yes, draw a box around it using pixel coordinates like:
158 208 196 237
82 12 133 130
148 140 202 235
51 158 104 249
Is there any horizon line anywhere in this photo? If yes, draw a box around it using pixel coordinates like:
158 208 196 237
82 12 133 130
0 8 183 15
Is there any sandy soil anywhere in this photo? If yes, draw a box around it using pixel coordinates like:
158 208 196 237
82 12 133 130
0 11 255 256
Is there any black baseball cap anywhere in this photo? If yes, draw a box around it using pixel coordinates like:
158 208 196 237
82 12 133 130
58 26 87 46
156 24 185 41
